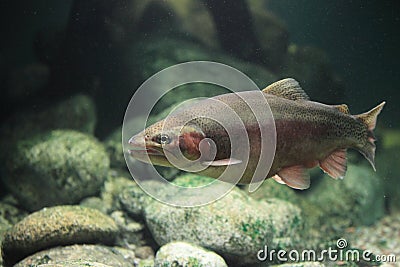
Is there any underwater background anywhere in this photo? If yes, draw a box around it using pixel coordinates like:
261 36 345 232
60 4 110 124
0 1 399 266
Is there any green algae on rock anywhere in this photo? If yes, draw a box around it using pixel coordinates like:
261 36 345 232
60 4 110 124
81 173 137 214
121 175 304 265
245 178 300 203
1 206 119 266
119 183 152 217
13 244 135 267
155 241 227 267
2 130 109 211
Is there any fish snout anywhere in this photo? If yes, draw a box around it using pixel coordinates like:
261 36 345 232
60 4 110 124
128 135 146 148
128 134 164 157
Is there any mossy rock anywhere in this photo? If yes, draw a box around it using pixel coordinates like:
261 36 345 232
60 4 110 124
2 130 109 211
245 178 301 204
155 241 227 267
13 244 135 267
2 206 119 266
139 174 303 266
171 174 216 188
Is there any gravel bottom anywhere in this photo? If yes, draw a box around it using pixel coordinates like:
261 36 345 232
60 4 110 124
345 212 400 266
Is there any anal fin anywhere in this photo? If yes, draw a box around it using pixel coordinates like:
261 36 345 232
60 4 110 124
277 165 310 190
319 149 347 179
272 174 286 185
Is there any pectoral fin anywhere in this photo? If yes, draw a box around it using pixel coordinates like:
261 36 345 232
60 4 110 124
319 149 347 179
277 165 310 189
202 158 242 166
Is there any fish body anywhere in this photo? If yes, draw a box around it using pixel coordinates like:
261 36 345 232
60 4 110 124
129 78 385 189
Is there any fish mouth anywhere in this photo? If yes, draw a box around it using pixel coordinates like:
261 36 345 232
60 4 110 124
128 135 165 157
128 148 165 156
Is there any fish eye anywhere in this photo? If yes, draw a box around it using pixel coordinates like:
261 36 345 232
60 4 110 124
159 134 171 145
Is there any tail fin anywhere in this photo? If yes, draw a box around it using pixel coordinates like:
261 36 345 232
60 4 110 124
355 101 386 171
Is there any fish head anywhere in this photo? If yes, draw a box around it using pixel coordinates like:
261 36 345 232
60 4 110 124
128 119 206 167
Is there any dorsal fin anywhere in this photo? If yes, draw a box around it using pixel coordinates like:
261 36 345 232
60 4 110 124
332 104 350 114
262 78 309 101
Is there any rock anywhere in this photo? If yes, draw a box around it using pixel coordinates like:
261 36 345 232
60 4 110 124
139 175 303 265
100 174 137 213
0 197 27 255
13 244 135 267
0 215 11 246
0 196 28 225
301 164 384 240
0 214 11 233
155 241 227 267
135 246 155 260
110 210 145 249
2 130 109 211
245 178 300 204
138 259 155 267
119 183 154 217
80 197 108 214
279 44 345 104
79 170 136 214
1 205 119 266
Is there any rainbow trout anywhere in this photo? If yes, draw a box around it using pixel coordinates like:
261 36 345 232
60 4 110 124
128 78 385 189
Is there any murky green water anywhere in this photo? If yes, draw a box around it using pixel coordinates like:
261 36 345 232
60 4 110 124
0 1 399 266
